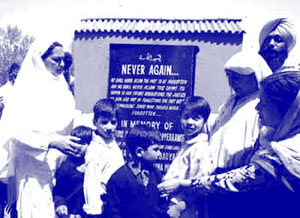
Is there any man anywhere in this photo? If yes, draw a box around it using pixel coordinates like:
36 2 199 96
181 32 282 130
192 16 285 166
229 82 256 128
258 18 296 73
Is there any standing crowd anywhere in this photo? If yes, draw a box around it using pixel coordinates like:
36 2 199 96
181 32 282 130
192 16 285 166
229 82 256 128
0 17 300 218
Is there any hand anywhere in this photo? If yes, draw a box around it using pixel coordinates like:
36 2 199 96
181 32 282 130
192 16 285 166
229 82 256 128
158 179 190 195
56 205 68 216
167 201 186 218
4 204 12 217
194 175 216 191
49 134 85 157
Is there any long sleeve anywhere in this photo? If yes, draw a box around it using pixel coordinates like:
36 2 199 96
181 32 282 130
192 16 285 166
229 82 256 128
106 179 122 218
53 162 69 208
192 163 272 193
83 134 124 215
164 134 212 181
83 148 103 215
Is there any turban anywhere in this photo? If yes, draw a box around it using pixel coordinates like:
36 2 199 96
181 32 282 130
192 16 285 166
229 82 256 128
224 51 272 84
259 18 296 52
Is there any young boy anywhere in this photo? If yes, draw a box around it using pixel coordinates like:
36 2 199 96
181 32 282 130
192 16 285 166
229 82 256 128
106 124 168 218
161 96 213 218
53 125 93 218
83 98 125 218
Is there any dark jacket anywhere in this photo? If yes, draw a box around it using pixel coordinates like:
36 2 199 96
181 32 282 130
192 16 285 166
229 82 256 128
106 163 168 218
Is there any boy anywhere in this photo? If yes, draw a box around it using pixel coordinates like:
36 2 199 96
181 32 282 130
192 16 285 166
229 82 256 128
83 98 124 218
106 124 168 218
53 125 93 218
160 96 213 218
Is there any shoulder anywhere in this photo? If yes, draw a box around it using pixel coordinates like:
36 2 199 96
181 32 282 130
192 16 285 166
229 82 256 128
56 158 75 176
149 165 163 181
109 164 128 181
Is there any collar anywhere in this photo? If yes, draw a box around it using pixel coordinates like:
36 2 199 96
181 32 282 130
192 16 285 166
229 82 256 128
92 131 116 148
127 161 150 187
184 133 208 146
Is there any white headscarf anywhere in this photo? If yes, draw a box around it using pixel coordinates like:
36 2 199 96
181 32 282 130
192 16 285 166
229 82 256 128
1 39 75 134
211 51 272 134
224 51 273 84
259 18 296 52
0 39 75 178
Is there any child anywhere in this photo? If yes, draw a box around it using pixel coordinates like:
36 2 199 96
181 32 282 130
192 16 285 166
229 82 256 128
83 98 125 217
160 96 213 218
106 124 168 218
53 125 93 218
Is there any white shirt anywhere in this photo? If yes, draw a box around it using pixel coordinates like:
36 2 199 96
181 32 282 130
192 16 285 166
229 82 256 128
83 132 124 215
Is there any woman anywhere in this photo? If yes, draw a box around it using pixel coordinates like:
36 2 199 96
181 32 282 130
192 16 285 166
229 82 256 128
159 71 300 218
0 39 84 218
209 51 272 172
160 51 272 218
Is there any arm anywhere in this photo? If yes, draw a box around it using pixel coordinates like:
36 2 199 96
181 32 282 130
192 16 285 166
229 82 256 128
13 131 83 159
159 163 272 195
106 179 123 218
53 164 68 208
83 146 103 215
191 163 272 193
53 164 68 217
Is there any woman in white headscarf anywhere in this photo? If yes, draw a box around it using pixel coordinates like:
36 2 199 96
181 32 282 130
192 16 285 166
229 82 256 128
209 51 272 173
0 39 84 218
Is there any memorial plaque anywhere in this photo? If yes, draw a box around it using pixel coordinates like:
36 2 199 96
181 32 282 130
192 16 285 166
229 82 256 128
108 43 198 172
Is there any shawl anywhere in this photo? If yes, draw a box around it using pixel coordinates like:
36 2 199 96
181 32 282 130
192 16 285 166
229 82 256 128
211 51 272 136
255 91 300 181
0 39 75 179
209 51 272 171
253 72 300 190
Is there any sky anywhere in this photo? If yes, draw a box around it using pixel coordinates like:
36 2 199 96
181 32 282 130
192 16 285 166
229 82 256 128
0 0 300 53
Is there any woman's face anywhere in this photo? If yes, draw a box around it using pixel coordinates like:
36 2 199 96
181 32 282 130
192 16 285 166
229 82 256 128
226 69 258 97
43 46 65 76
256 91 286 128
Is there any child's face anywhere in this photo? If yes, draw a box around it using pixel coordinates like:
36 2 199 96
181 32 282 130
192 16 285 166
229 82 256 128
180 110 204 137
94 116 118 140
142 144 161 162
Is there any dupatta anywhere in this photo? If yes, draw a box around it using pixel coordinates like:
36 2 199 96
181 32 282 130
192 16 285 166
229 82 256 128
0 39 75 179
253 74 300 191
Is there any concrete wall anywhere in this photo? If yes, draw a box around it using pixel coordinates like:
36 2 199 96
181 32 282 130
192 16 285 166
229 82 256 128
73 33 242 113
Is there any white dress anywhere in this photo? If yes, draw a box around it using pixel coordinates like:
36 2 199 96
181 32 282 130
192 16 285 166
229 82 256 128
0 39 75 218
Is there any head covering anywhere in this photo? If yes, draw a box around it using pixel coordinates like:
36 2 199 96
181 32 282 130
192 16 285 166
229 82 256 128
224 51 273 85
253 71 300 189
0 38 75 179
270 71 300 140
209 51 272 140
1 39 75 133
259 18 296 52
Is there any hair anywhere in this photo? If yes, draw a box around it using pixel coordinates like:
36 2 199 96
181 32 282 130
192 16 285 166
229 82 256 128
8 63 20 75
8 63 20 83
260 71 300 113
126 124 161 157
63 52 73 84
71 125 93 145
63 52 73 71
93 98 119 124
180 96 211 122
41 41 63 60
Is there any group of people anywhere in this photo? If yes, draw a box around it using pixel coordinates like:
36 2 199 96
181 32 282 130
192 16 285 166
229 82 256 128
0 17 299 218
